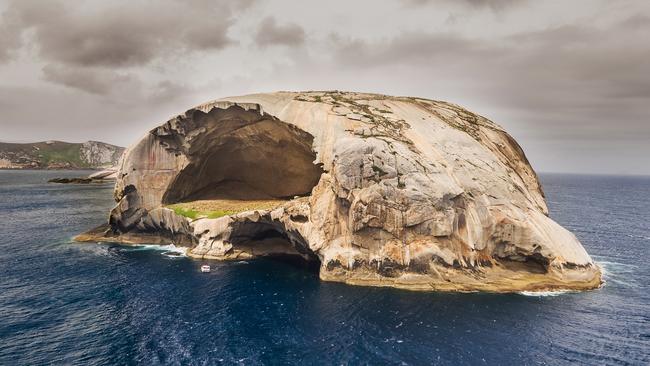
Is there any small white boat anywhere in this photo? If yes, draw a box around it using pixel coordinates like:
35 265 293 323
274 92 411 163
200 265 211 273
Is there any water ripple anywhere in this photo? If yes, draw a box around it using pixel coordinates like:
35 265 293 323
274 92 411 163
1 171 649 365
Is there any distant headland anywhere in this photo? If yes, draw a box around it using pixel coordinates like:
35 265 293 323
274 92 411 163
0 140 124 170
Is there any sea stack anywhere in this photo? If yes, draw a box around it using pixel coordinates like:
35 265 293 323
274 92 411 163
77 91 602 292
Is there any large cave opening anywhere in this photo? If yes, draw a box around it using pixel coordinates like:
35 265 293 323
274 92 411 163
162 107 323 204
159 106 324 271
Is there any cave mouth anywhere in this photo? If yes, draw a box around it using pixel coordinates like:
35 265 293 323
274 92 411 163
162 108 324 204
229 220 321 274
157 106 323 272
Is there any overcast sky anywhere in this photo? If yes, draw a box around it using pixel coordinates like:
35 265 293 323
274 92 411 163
0 0 648 175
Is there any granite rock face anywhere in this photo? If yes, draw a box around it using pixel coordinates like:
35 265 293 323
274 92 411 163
80 91 601 292
80 141 123 168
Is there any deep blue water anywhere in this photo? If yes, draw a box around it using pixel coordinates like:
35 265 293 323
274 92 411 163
0 170 648 365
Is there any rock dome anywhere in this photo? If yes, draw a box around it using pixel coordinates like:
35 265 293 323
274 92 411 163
77 91 602 292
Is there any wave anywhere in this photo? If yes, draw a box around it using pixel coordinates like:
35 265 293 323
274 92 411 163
518 290 573 297
593 257 639 288
624 233 650 241
120 244 188 257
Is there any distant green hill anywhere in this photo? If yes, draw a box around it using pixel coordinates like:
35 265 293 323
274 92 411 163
0 140 124 169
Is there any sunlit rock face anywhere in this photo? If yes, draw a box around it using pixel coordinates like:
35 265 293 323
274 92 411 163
80 141 123 168
85 91 601 292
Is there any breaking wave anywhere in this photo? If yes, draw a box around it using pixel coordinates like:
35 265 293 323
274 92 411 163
120 243 188 257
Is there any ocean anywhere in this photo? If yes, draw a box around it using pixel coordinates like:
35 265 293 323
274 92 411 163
0 170 648 365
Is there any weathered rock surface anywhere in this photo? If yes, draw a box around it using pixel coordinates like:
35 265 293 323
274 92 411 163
77 91 602 292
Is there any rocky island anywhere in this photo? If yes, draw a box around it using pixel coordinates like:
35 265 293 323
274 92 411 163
76 91 602 292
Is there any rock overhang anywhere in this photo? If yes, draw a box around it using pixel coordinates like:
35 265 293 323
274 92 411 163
158 106 324 203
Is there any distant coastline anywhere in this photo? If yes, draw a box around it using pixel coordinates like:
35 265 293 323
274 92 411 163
0 140 124 170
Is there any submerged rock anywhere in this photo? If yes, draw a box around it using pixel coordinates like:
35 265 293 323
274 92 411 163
77 91 602 292
49 177 108 184
48 167 119 184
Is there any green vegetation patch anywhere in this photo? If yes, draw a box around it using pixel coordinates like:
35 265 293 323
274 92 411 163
37 144 86 167
166 199 286 220
169 206 236 220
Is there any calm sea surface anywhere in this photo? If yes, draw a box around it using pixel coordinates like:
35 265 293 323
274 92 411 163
0 170 648 365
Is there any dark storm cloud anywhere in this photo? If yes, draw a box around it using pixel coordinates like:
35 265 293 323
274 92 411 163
42 64 195 105
323 12 650 174
149 81 194 104
0 11 18 61
331 32 498 68
0 84 199 146
402 0 524 11
500 17 650 102
255 17 306 47
329 17 650 114
620 14 650 29
0 0 252 98
0 0 648 174
0 0 239 68
41 65 139 95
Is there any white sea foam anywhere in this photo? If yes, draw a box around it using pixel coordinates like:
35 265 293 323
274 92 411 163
624 233 650 241
125 244 188 257
160 244 188 257
593 257 639 288
518 290 573 297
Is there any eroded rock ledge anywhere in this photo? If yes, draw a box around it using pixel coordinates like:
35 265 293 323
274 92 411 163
76 91 602 292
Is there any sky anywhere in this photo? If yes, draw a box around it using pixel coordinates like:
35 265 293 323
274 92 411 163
0 0 648 175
